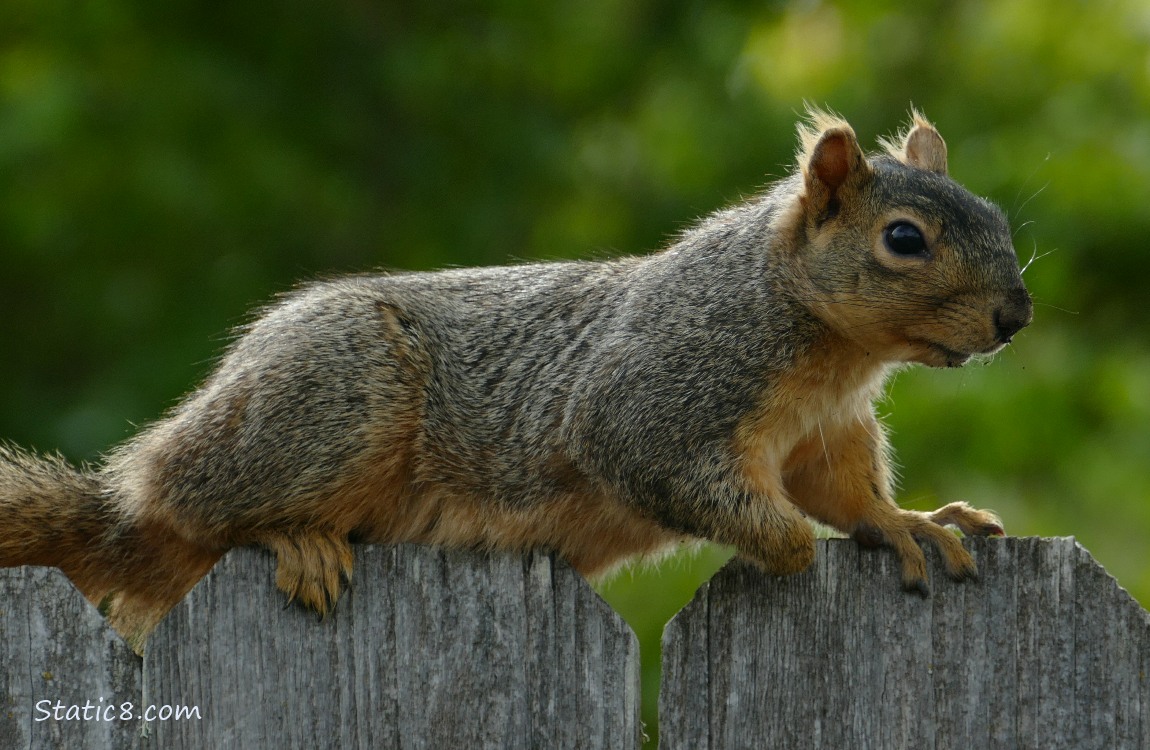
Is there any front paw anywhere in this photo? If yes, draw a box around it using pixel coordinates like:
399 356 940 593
853 503 994 595
928 501 1004 537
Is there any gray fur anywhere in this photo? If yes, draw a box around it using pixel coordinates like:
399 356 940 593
0 113 1033 642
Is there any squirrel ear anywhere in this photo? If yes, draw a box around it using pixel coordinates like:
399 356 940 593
799 118 871 215
892 112 948 174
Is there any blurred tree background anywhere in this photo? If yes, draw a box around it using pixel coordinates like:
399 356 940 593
2 0 1148 743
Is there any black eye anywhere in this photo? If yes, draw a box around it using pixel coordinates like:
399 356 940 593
883 221 928 257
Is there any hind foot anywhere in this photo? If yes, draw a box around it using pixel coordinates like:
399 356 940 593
262 530 354 616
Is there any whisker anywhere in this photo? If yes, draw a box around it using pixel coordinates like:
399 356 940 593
1020 244 1056 276
1009 152 1052 220
816 418 831 474
1032 301 1078 315
1012 219 1035 239
1013 179 1049 220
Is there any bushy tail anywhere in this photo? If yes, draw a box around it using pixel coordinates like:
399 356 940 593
0 444 220 649
0 444 116 587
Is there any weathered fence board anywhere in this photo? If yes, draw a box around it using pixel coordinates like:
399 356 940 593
4 537 1147 749
144 545 641 749
0 567 141 750
659 536 1150 750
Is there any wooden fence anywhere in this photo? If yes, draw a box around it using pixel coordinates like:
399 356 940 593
661 536 1150 749
2 538 1148 749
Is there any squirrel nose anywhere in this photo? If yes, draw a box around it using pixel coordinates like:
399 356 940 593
993 288 1033 344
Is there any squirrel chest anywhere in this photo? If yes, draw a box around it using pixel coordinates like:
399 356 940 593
733 339 889 493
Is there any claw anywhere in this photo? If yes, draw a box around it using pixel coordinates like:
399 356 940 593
851 523 884 549
903 578 930 598
946 559 980 583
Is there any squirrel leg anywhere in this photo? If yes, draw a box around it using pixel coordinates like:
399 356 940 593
783 415 1002 595
89 520 223 651
726 497 817 577
732 478 818 576
259 530 355 616
675 463 817 576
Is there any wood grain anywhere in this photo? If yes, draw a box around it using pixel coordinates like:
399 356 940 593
0 567 141 749
659 536 1150 750
5 537 1144 749
144 545 640 749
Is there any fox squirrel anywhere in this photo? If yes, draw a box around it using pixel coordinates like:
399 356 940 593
0 110 1032 648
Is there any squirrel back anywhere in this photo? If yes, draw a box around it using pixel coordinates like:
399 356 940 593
0 110 1031 647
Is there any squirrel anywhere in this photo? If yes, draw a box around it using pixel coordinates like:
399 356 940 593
0 110 1032 648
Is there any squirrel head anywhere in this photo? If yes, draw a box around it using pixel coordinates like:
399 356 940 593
782 109 1033 368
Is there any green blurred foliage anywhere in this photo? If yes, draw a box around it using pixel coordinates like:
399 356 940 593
2 0 1148 744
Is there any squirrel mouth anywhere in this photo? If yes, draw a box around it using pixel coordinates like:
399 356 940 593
915 341 974 368
933 344 971 367
920 340 1006 368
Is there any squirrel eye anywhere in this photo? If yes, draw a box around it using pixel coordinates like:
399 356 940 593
883 221 928 257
